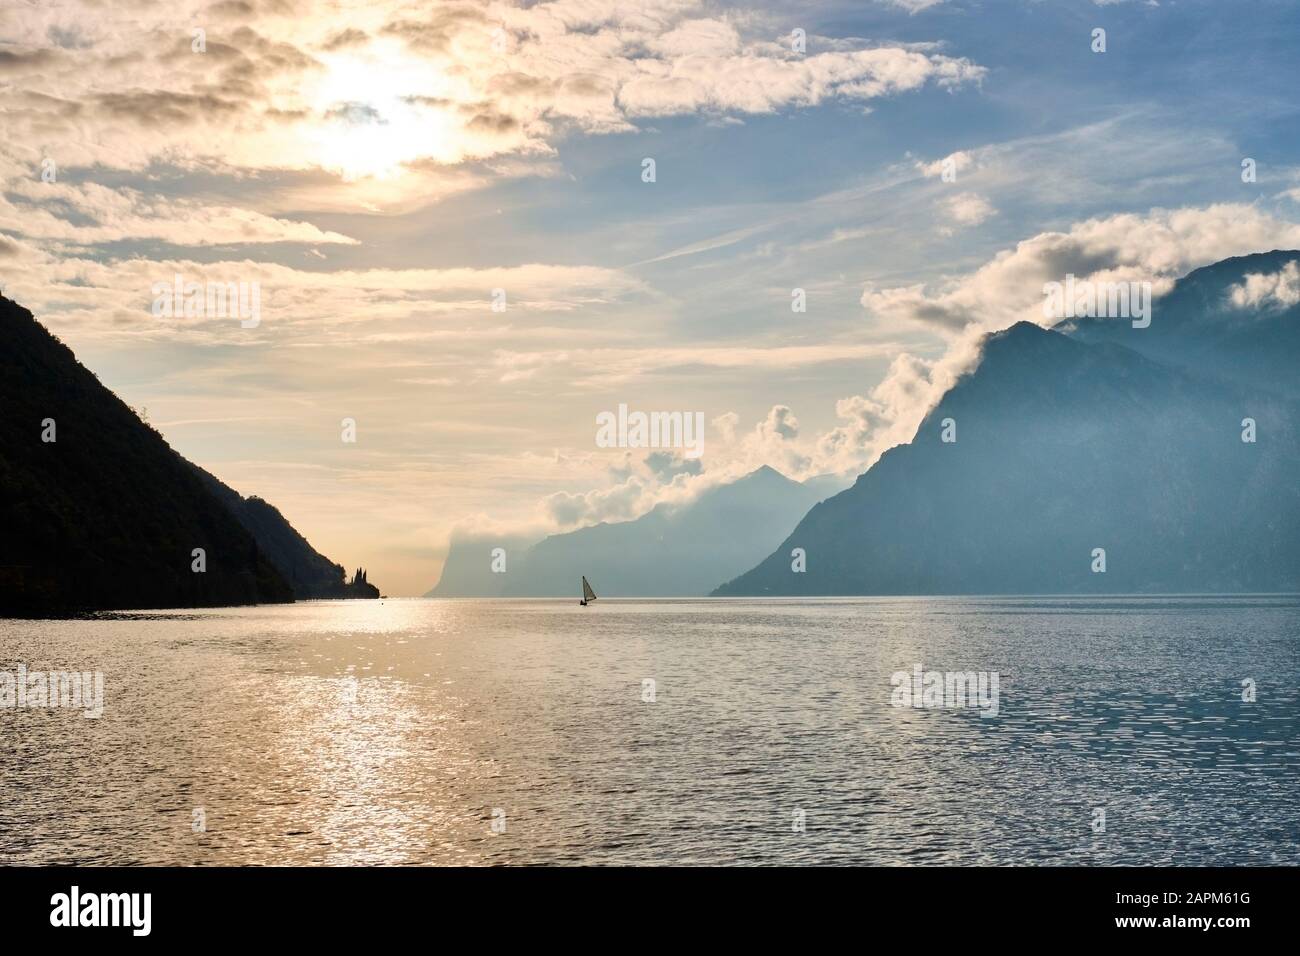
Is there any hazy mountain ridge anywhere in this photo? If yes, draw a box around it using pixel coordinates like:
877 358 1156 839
425 533 537 598
0 295 375 614
427 466 843 598
1065 249 1300 396
716 252 1300 596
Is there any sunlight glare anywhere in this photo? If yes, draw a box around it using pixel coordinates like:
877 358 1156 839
307 43 459 181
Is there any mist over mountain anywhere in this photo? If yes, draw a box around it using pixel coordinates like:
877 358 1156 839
425 533 537 598
427 466 842 598
0 295 375 614
716 252 1300 596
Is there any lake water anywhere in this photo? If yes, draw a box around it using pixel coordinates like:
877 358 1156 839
1 596 1297 865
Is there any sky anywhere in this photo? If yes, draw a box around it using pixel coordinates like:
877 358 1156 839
2 0 1300 596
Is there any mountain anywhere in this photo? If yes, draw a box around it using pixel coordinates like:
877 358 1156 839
1065 249 1300 396
425 533 538 598
716 255 1300 595
192 465 380 599
0 294 375 614
426 466 841 598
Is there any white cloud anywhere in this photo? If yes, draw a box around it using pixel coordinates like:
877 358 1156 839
812 351 944 475
615 47 983 118
0 180 356 247
712 411 740 444
828 205 1300 491
649 18 741 57
882 0 949 12
1228 260 1300 310
862 203 1300 333
3 250 648 340
917 149 974 179
759 404 799 440
938 191 996 230
0 0 986 221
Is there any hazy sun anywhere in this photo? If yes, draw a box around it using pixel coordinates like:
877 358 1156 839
307 44 460 181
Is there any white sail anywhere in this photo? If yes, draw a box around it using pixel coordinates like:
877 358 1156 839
582 576 597 602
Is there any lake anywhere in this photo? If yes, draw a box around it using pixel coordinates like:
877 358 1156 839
1 596 1297 865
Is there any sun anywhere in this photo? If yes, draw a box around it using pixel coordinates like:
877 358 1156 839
306 43 461 181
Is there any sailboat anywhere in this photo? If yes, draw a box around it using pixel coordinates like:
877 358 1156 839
580 576 597 606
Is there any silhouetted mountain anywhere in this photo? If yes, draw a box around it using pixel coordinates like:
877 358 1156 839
427 466 841 598
0 294 292 614
0 294 378 614
716 262 1300 596
192 465 379 599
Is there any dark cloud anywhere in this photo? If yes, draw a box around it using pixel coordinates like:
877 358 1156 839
560 74 612 98
381 6 491 55
0 48 61 73
48 25 93 50
403 95 456 108
10 90 84 118
206 0 301 17
488 72 549 96
487 72 612 100
326 102 387 126
320 28 369 52
645 451 703 480
464 109 520 134
94 90 243 127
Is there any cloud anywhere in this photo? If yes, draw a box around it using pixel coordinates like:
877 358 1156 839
644 450 703 480
917 149 974 179
759 404 799 440
543 475 654 526
1228 260 1300 310
0 180 356 247
0 0 984 208
540 444 719 528
649 18 741 57
812 352 947 475
881 0 949 14
938 191 996 230
490 401 819 537
484 342 901 388
712 411 740 444
862 203 1300 333
690 205 1300 489
615 47 983 118
320 28 370 52
3 251 648 340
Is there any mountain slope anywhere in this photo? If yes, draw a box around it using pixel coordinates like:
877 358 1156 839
427 467 838 598
507 466 830 597
1064 249 1300 396
0 294 294 614
192 465 379 599
715 320 1300 595
424 532 537 598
